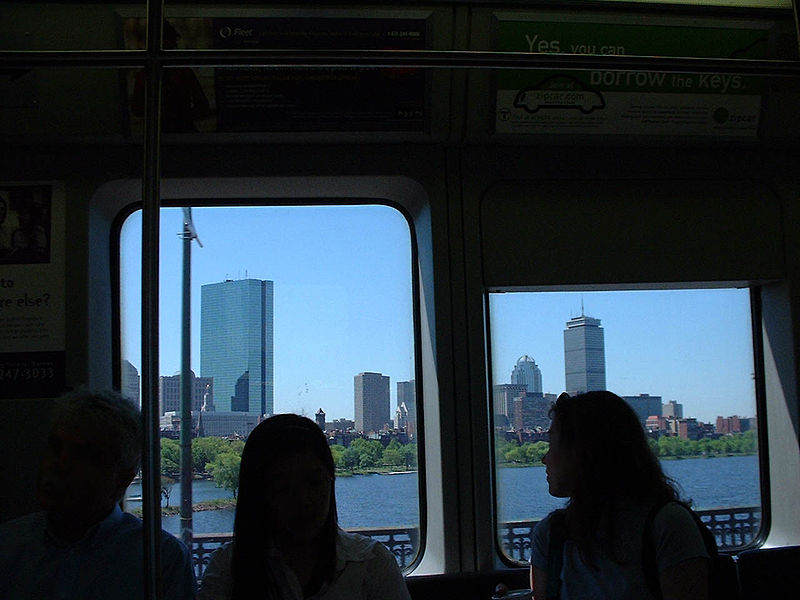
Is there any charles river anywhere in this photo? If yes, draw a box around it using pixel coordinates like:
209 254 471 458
125 455 759 535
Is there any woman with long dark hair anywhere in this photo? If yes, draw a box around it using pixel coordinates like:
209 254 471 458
199 414 411 600
530 391 711 600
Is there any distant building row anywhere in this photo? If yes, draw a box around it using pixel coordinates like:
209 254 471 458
354 372 416 436
494 382 756 441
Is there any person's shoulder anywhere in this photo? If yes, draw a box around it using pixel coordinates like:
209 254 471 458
650 501 710 550
0 511 46 529
653 501 698 527
155 525 193 564
533 509 562 537
207 541 233 562
202 540 233 569
337 529 388 562
0 511 46 540
114 511 188 556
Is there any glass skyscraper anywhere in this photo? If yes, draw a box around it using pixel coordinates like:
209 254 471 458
511 355 543 393
200 278 274 414
563 313 606 395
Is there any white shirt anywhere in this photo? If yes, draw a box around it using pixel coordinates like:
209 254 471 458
531 502 710 600
198 529 411 600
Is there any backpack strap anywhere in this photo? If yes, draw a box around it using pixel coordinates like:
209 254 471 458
642 500 720 600
642 502 665 600
546 510 567 600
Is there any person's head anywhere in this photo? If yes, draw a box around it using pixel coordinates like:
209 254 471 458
38 389 141 535
232 414 337 598
544 391 677 505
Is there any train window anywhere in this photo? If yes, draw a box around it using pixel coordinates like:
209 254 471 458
119 204 420 571
489 288 761 562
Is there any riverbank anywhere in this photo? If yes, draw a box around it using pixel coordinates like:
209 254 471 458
130 498 237 518
336 467 418 476
499 451 757 468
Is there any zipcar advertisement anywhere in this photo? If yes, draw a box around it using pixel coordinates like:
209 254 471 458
493 17 770 136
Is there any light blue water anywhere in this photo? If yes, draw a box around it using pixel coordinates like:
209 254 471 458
497 454 761 522
125 455 760 536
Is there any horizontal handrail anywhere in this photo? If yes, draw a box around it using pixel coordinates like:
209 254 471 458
1 49 798 77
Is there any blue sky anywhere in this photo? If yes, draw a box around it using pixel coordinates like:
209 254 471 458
122 207 756 424
489 289 756 423
121 205 415 420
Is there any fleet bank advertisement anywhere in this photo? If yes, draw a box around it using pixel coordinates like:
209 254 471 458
123 16 428 134
493 17 771 136
0 183 65 398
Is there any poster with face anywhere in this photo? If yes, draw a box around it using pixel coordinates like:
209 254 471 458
0 183 64 398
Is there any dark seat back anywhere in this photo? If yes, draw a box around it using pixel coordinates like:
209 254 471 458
712 554 740 600
737 546 800 600
406 569 529 600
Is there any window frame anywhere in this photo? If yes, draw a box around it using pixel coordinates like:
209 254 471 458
114 196 427 570
484 283 772 565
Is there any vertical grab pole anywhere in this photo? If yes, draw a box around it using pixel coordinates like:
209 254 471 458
180 211 193 548
142 2 164 599
794 0 800 60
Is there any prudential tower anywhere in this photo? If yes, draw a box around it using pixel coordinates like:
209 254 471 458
563 312 606 395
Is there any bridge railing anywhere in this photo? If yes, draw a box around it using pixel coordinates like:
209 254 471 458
191 506 761 579
499 506 762 562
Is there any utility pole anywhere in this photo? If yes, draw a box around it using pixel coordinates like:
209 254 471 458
180 207 202 549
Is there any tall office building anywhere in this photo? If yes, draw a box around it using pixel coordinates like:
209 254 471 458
354 372 390 433
201 278 274 414
564 313 606 395
511 355 543 393
493 383 528 420
121 359 141 408
622 394 662 427
512 392 552 431
158 370 214 415
315 408 326 430
396 380 417 437
663 400 684 418
397 379 416 410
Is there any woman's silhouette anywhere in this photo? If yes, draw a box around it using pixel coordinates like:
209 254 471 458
529 391 711 600
198 414 411 600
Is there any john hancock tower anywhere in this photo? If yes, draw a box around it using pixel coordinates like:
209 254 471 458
201 278 274 415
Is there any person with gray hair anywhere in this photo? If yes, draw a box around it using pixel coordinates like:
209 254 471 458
0 388 196 600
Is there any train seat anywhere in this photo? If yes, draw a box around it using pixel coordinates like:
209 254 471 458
736 545 800 600
711 553 741 600
406 569 529 600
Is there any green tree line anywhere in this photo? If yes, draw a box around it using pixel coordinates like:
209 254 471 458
496 430 758 466
159 436 418 498
160 437 244 498
330 439 418 472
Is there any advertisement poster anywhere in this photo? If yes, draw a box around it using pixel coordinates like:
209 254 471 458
493 17 770 136
122 16 428 134
0 183 65 398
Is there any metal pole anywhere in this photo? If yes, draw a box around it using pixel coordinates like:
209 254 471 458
142 3 164 600
179 215 193 548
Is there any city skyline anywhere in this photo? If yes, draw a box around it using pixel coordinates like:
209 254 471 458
120 205 415 422
489 289 757 424
121 209 757 425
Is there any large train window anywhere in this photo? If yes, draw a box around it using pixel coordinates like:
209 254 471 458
489 287 762 562
118 203 420 570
